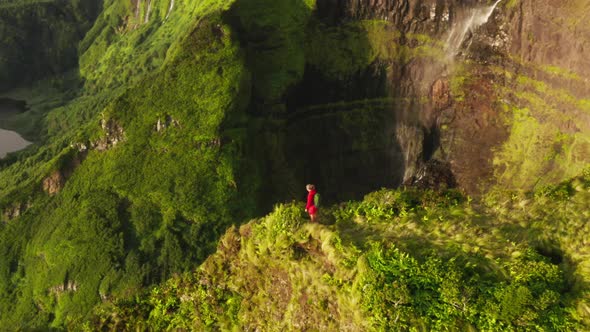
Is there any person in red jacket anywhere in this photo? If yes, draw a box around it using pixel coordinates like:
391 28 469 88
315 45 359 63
305 184 318 222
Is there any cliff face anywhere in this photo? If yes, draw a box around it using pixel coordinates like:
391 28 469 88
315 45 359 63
2 0 587 201
508 1 590 79
277 0 590 195
267 0 477 198
470 0 590 190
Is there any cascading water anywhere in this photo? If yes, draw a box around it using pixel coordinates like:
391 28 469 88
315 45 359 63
165 0 175 21
395 0 503 184
144 0 153 23
445 0 502 57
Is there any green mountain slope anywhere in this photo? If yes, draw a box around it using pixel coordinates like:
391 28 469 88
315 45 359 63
0 0 589 329
92 175 590 330
0 0 316 328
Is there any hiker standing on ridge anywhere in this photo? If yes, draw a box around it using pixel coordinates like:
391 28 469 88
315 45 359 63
305 184 318 223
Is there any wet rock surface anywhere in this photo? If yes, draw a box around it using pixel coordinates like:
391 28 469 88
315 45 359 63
405 159 457 190
235 0 590 201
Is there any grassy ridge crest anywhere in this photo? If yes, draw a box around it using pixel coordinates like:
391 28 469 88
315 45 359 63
92 174 590 330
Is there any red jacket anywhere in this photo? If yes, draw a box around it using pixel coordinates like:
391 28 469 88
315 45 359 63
306 190 317 210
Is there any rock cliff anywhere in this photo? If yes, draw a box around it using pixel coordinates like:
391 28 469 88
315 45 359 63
276 0 590 196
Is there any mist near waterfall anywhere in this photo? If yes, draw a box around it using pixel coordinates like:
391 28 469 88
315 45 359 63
445 0 503 57
394 0 503 183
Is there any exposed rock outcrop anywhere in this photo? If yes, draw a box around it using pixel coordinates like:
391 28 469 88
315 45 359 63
431 78 451 111
42 171 67 196
317 0 446 31
42 149 86 196
49 281 78 295
404 159 457 190
507 0 590 81
2 201 31 222
40 117 125 196
94 118 125 151
155 115 180 133
306 0 590 195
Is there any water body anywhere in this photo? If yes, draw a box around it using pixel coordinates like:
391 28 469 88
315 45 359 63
0 128 31 158
0 98 31 158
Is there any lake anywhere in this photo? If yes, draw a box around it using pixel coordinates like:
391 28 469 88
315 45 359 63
0 128 31 158
0 98 31 158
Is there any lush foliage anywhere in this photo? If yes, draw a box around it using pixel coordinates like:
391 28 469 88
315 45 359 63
1 0 589 330
0 0 322 328
0 0 259 328
91 177 590 330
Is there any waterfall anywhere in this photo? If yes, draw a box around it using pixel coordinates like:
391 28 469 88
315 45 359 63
395 1 503 184
144 0 153 24
396 123 424 183
445 0 502 57
165 0 175 21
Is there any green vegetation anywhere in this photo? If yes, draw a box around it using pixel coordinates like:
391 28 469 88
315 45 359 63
1 0 589 330
490 69 590 190
1 0 320 328
306 20 396 80
91 176 590 330
79 0 239 90
449 62 472 102
540 64 582 82
231 0 315 102
503 0 520 10
305 20 447 80
0 0 258 328
449 56 590 192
